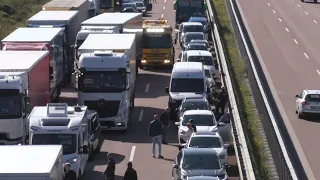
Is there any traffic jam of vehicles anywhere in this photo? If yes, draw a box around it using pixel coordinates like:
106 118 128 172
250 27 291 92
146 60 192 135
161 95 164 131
0 0 235 179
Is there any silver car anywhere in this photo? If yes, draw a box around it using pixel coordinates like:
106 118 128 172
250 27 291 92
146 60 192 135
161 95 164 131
295 89 320 118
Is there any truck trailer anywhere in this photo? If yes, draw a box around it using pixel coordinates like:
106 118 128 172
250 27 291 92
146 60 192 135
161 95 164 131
0 145 64 180
27 11 80 84
73 34 136 131
0 51 50 145
173 0 206 27
1 27 65 102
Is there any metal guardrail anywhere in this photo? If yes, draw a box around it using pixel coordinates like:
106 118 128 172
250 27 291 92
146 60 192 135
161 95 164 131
205 0 255 179
215 0 302 179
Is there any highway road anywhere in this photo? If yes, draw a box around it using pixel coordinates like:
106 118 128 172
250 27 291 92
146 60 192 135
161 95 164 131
237 0 320 179
58 1 240 179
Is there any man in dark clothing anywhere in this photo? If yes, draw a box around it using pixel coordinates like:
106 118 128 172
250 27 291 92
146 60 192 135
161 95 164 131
215 86 229 114
123 162 138 180
64 162 77 180
188 119 197 132
160 107 170 144
148 114 164 158
103 157 116 180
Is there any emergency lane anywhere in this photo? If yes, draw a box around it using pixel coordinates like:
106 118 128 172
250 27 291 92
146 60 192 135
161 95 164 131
237 0 320 178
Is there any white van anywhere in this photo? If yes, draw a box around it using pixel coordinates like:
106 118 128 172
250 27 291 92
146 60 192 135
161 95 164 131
165 62 209 116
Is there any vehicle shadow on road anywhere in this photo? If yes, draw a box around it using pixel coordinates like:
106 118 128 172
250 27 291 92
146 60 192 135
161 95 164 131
301 114 320 123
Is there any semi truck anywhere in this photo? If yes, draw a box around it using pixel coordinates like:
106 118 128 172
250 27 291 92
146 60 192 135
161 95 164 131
0 145 64 180
173 0 206 27
28 103 89 178
27 10 81 84
1 27 65 101
141 19 175 68
73 34 136 131
0 51 51 145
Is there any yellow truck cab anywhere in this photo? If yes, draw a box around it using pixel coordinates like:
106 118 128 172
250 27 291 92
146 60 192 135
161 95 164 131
141 19 176 68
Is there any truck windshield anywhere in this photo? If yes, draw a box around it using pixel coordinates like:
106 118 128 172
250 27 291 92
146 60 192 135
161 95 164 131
31 134 77 155
0 90 21 119
142 33 172 48
170 78 204 92
79 71 126 93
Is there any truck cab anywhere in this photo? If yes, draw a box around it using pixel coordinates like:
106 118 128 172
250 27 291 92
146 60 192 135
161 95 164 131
28 103 89 178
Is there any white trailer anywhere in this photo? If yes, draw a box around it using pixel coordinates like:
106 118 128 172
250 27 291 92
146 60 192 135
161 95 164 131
0 145 64 180
73 34 136 131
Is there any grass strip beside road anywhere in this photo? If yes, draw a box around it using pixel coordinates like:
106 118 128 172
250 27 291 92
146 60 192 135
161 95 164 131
0 0 50 39
211 0 270 179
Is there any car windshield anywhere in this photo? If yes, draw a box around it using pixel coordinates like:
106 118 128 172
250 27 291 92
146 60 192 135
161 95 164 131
142 33 172 48
181 101 209 112
171 78 204 93
136 2 144 7
123 3 136 8
182 114 215 126
183 25 203 33
185 34 204 43
204 69 211 78
188 136 222 148
305 94 320 102
0 90 21 119
31 134 77 155
182 152 221 169
79 71 126 93
188 56 214 66
187 44 207 50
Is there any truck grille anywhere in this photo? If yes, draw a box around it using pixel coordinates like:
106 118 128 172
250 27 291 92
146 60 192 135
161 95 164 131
84 100 120 118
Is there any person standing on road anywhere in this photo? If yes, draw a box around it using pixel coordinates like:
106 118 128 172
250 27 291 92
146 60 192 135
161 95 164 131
215 86 229 114
123 162 138 180
64 162 77 180
102 157 116 180
188 119 197 132
185 123 195 144
160 107 170 144
148 114 164 158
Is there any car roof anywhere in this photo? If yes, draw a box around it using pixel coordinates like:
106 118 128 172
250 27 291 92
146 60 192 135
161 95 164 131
185 32 204 35
189 16 207 21
303 90 320 94
184 110 213 115
188 43 206 46
183 97 208 103
182 22 203 26
190 39 208 43
182 147 217 155
192 131 220 137
185 50 212 56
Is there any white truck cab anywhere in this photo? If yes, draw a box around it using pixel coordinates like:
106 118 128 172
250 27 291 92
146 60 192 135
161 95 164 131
28 103 89 178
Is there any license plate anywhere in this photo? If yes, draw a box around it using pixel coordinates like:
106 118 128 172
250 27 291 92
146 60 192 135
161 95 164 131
311 106 320 109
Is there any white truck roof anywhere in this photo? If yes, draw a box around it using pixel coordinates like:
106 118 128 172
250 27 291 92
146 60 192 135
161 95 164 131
0 145 62 175
0 51 49 71
28 11 78 24
2 27 63 42
79 34 135 52
0 72 27 90
79 52 128 69
42 0 87 10
172 62 204 79
29 103 87 129
81 12 141 26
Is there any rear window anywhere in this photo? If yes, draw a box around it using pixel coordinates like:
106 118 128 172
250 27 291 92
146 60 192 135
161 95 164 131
183 25 203 33
305 94 320 102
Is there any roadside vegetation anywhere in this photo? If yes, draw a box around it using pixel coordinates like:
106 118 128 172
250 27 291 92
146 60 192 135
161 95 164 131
0 0 50 39
211 0 270 178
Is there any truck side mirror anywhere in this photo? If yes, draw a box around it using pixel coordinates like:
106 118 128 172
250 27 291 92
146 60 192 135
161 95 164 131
165 87 169 93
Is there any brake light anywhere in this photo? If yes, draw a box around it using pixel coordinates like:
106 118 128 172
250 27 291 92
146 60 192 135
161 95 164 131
302 101 310 105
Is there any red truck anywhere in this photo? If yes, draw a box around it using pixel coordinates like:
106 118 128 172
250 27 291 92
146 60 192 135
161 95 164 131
1 27 66 102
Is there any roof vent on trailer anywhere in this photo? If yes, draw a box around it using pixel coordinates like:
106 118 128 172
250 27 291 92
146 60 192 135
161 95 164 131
46 103 68 117
93 51 113 56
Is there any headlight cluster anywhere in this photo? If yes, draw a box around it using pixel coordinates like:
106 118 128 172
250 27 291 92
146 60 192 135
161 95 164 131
66 156 77 164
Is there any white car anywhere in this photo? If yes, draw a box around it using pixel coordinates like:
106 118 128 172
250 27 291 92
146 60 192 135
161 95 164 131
186 131 228 164
175 110 231 145
295 90 320 118
180 50 215 75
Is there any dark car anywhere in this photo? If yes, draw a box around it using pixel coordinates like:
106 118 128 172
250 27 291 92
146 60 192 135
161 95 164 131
182 32 205 50
177 97 211 120
87 110 102 160
185 43 208 51
189 16 209 32
122 3 138 12
189 39 215 54
172 148 229 180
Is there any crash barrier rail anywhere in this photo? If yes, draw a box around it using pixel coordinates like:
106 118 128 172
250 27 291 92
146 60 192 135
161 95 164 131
215 0 305 179
205 0 255 179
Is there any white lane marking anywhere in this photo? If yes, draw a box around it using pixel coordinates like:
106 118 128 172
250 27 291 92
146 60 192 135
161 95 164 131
273 10 276 13
268 2 270 6
129 146 136 162
304 53 309 59
138 110 144 122
293 39 298 44
278 18 282 22
145 83 150 92
313 20 318 24
161 14 164 18
285 27 289 32
163 6 165 9
305 11 308 15
298 4 301 7
316 70 320 76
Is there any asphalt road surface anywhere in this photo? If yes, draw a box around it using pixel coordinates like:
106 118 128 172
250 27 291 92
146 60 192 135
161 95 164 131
237 0 320 179
59 1 240 179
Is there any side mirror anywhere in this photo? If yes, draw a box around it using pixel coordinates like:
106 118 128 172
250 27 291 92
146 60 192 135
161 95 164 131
82 145 88 154
173 164 179 168
174 39 177 44
176 59 181 62
295 95 299 98
165 87 169 93
175 122 180 126
218 122 226 126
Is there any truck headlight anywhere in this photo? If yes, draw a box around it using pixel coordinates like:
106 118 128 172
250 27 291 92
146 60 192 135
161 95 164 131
66 157 78 164
164 60 170 64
